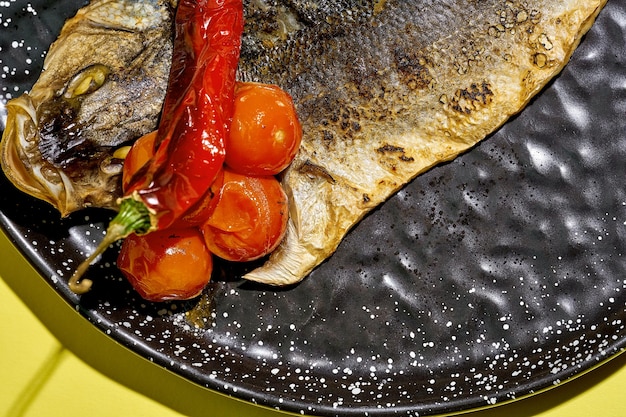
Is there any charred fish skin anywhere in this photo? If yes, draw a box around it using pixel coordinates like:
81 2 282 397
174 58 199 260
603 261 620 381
0 0 175 216
239 0 608 285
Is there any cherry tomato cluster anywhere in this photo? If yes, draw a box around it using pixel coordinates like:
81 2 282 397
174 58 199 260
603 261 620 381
117 82 302 302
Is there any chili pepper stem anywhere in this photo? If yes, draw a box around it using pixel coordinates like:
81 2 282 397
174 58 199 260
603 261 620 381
68 198 152 294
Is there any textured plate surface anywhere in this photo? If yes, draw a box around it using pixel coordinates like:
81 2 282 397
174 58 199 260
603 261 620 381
2 1 626 416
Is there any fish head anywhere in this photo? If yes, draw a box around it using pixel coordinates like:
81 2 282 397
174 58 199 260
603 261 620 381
0 0 173 217
2 59 167 216
1 84 128 217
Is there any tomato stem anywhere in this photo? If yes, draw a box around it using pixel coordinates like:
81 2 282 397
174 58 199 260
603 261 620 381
68 198 151 294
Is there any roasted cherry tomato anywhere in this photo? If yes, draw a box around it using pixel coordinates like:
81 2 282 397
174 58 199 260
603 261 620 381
122 130 156 192
117 227 213 302
225 82 302 176
201 168 289 262
177 169 225 227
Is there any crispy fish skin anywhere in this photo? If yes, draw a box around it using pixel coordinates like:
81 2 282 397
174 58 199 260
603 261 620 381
239 0 608 285
1 0 174 216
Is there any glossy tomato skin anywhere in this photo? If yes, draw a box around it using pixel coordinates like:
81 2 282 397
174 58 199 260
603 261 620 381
176 169 225 227
122 130 157 192
225 82 302 176
117 227 213 302
201 169 289 262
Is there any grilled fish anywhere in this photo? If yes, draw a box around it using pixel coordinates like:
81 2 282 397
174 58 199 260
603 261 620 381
238 0 607 285
1 0 607 287
0 0 175 216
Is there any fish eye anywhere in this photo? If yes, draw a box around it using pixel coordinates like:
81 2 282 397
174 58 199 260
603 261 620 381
64 64 111 98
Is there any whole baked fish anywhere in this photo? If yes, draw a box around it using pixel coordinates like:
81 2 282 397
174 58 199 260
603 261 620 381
238 0 607 284
1 0 608 287
1 0 175 216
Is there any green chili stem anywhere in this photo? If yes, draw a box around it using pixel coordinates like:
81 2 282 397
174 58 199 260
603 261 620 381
68 198 151 294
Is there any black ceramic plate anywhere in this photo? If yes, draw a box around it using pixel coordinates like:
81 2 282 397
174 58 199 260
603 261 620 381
2 1 626 416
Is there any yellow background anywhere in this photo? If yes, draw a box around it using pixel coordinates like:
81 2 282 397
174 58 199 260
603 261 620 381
2 229 626 416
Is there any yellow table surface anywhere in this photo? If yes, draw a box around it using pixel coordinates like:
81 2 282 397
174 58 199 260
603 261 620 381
2 227 626 417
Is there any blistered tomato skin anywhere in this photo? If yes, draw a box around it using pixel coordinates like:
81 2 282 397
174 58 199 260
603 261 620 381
225 82 302 176
122 130 157 192
176 169 225 227
201 169 289 262
117 227 213 302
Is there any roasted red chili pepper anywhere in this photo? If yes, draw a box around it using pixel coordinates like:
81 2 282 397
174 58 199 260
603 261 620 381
69 0 244 294
127 0 243 230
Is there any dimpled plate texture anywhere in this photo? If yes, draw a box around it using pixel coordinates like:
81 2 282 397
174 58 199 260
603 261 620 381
1 1 626 416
